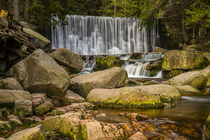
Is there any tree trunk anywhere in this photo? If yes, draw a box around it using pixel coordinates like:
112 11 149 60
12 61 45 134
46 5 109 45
13 0 19 21
114 0 116 17
182 15 189 43
24 0 29 22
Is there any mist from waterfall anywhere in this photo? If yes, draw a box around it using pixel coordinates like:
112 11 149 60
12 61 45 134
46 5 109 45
51 15 158 55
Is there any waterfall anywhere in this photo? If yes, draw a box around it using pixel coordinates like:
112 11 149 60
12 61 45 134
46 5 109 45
51 15 158 55
80 56 96 74
122 53 164 78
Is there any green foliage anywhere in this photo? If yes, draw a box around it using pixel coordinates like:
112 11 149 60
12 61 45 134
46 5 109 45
185 0 210 29
13 110 25 117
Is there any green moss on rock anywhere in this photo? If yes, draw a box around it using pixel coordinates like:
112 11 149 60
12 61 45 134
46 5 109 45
96 56 124 70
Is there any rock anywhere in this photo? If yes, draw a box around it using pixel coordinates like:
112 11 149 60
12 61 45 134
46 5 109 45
7 115 22 126
163 70 184 78
96 56 124 70
7 125 46 140
87 84 180 108
64 90 85 104
0 90 31 107
69 67 128 97
0 77 23 90
8 49 70 97
14 100 33 116
34 101 53 116
175 85 202 96
166 71 207 89
0 138 5 140
49 48 83 74
23 28 50 50
130 53 143 59
31 93 49 108
19 21 31 29
42 113 82 139
80 120 124 140
42 113 123 140
56 102 96 113
0 121 12 136
154 47 168 53
162 50 207 71
128 132 147 140
204 88 210 95
69 74 80 79
201 66 210 87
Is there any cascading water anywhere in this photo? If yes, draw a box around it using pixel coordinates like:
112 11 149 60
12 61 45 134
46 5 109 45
51 15 158 55
122 53 164 78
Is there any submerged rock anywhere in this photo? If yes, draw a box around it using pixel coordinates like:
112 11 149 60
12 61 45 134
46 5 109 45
95 56 124 70
162 50 207 71
49 48 83 74
7 125 46 140
87 84 180 108
0 77 23 90
69 67 128 97
0 90 31 107
166 71 207 89
8 49 70 97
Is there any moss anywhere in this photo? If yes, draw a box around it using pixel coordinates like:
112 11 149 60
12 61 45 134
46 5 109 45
96 56 124 70
189 75 207 89
163 70 184 78
13 110 25 118
150 69 160 77
77 124 87 140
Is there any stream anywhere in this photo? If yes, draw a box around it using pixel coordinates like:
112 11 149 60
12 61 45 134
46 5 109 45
96 96 210 140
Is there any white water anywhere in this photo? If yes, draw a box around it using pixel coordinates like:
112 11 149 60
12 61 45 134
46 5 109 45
123 53 164 78
51 15 158 55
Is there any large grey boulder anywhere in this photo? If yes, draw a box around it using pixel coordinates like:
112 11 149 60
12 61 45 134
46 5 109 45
69 67 128 97
87 84 180 109
0 90 31 107
175 85 202 96
7 125 46 140
0 77 23 90
8 49 70 97
50 48 83 74
23 28 50 50
64 90 85 104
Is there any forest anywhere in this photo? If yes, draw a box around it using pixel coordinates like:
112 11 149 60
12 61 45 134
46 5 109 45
1 0 209 46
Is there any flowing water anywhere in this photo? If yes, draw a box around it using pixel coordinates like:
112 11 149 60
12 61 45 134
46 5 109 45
51 15 158 55
123 52 164 78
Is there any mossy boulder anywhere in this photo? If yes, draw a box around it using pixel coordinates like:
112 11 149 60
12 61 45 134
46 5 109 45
166 71 207 89
8 49 70 97
0 77 23 90
69 67 128 97
34 101 53 116
163 70 184 78
87 84 180 108
7 125 46 140
49 48 83 74
42 113 124 140
96 56 124 70
162 50 207 71
201 66 210 87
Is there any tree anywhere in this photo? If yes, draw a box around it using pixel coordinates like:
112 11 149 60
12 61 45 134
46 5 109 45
13 0 19 20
